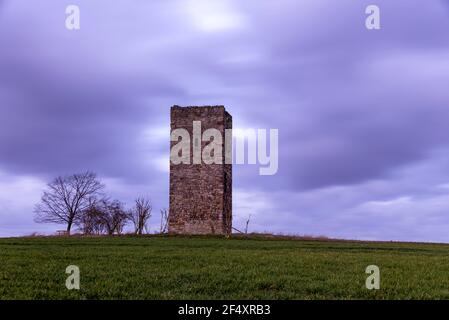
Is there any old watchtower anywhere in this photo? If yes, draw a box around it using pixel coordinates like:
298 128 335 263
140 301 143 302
169 105 232 235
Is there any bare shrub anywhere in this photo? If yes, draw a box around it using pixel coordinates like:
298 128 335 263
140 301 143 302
160 208 169 234
77 199 128 235
128 197 152 235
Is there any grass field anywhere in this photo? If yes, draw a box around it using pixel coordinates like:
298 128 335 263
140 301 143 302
1 235 449 299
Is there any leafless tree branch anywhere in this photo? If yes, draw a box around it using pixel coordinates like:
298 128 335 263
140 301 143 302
34 172 104 234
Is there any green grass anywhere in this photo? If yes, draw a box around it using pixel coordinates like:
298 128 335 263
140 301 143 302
1 235 449 299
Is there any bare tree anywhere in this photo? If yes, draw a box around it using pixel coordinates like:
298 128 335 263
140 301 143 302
159 208 169 234
78 200 105 235
128 197 152 235
244 214 252 234
100 199 128 235
76 199 128 235
34 172 104 234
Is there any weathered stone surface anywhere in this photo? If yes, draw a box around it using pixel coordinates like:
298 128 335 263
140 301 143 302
169 105 232 235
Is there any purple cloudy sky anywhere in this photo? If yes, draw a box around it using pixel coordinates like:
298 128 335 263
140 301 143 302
1 0 449 242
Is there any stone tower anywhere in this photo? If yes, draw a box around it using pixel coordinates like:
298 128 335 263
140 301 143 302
169 105 232 235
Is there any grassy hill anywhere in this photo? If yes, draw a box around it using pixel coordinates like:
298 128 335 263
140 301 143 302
1 235 449 299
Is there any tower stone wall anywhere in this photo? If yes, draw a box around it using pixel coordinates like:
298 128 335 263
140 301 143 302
169 105 232 235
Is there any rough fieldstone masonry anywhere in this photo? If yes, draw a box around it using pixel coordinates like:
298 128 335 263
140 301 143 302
169 105 232 235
